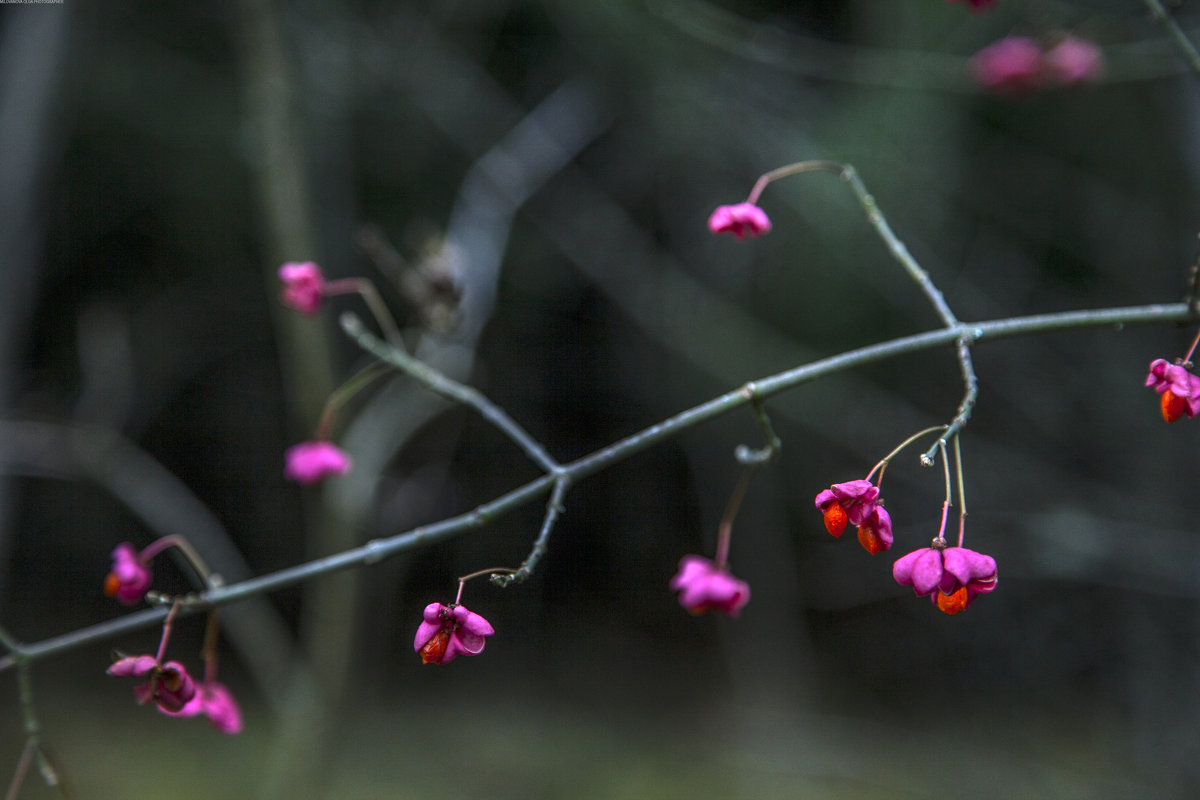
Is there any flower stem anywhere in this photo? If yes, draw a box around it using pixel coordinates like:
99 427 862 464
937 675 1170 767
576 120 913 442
138 535 214 588
324 277 404 351
314 360 392 440
1181 326 1200 367
864 425 947 485
154 600 182 664
455 567 518 604
932 439 952 547
714 467 757 570
745 160 844 205
953 435 967 548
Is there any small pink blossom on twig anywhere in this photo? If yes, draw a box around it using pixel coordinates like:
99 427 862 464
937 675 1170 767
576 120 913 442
893 542 997 615
284 441 353 484
670 555 750 617
278 261 327 315
1146 358 1200 422
104 543 153 605
414 603 495 664
108 655 197 713
707 202 772 240
814 479 881 537
164 681 243 734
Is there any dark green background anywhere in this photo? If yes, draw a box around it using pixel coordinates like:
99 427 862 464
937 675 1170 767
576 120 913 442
1 1 1197 797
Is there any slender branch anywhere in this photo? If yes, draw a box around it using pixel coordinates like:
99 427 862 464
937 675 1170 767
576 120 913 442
1143 0 1200 78
834 165 978 465
491 476 571 587
340 312 561 475
748 160 978 466
0 302 1193 670
734 382 782 465
0 627 62 796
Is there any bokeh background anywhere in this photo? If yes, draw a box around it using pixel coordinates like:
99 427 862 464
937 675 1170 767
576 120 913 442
3 1 1200 797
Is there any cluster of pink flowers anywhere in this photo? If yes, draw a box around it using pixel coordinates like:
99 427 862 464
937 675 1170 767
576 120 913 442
813 478 996 614
814 479 893 555
1146 358 1200 423
893 539 997 615
104 540 243 733
971 36 1104 95
107 655 243 734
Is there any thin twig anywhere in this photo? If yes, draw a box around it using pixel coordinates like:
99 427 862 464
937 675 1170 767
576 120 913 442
748 161 978 466
492 476 571 586
0 302 1193 669
341 312 561 475
734 382 782 465
1143 0 1200 78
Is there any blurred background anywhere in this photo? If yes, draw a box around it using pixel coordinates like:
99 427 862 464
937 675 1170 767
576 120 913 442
2 1 1200 797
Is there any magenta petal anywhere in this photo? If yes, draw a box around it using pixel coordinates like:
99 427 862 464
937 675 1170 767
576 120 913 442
1146 359 1170 390
452 605 495 637
814 489 837 511
448 630 487 658
867 506 893 550
670 555 713 590
830 481 880 525
203 684 244 734
414 621 442 652
894 548 944 595
1164 364 1195 397
107 654 159 677
941 547 997 586
168 683 243 734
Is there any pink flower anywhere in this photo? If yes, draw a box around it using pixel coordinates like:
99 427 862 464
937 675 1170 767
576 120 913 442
970 37 1044 95
164 681 243 734
814 479 881 537
856 505 893 555
1043 37 1103 86
1146 358 1200 422
414 603 495 664
108 655 197 713
104 543 152 605
949 0 995 11
893 543 997 615
284 441 352 484
707 202 772 240
278 261 326 315
670 555 750 617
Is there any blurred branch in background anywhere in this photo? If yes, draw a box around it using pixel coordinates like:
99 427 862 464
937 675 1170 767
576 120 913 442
0 4 69 603
1142 0 1200 78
